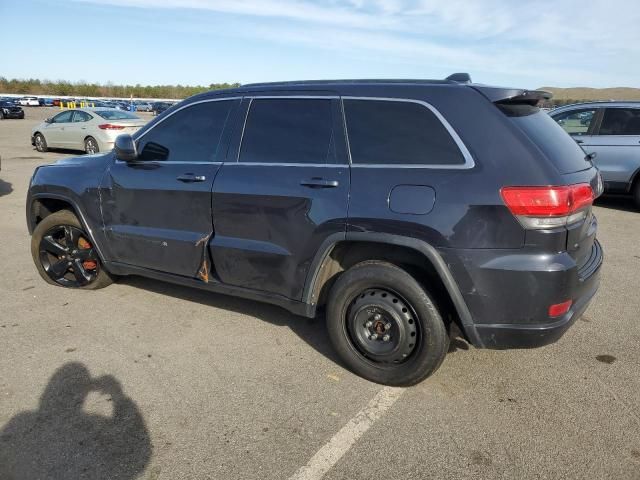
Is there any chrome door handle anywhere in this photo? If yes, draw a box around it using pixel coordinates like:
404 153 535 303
177 174 206 182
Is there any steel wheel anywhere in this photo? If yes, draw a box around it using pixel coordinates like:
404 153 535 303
39 225 100 287
346 288 420 365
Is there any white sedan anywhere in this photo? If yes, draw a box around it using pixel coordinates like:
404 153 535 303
19 96 40 106
31 108 146 154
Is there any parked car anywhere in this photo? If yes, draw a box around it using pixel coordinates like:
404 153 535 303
31 108 146 154
550 102 640 208
152 101 172 116
18 96 40 106
136 102 153 112
0 100 25 119
26 76 603 386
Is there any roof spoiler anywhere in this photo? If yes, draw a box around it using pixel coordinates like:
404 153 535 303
471 85 553 106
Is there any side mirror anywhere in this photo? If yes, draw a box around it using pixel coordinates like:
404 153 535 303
45 117 52 123
114 134 138 161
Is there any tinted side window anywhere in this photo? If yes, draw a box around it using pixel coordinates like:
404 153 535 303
599 108 640 135
72 111 92 122
138 100 237 162
551 108 596 135
239 98 334 164
53 111 74 123
344 99 464 165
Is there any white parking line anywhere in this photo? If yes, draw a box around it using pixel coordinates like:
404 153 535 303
288 386 405 480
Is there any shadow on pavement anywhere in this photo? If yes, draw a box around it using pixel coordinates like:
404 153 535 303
121 275 343 365
0 362 152 480
0 178 12 198
594 195 637 213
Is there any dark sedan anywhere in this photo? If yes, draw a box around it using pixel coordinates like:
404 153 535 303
0 101 25 119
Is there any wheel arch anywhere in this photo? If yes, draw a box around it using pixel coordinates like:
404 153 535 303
629 166 640 193
303 232 483 347
28 193 107 263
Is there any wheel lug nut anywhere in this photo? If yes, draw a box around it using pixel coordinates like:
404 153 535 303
365 321 373 328
384 323 391 330
382 335 390 342
373 314 382 321
370 333 378 340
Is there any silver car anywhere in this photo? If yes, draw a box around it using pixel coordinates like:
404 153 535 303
550 102 640 208
31 108 146 154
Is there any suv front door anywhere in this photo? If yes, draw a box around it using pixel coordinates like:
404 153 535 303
210 95 350 300
101 98 240 277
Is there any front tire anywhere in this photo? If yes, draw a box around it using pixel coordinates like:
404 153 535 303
34 133 48 152
31 210 113 290
326 261 449 386
84 137 99 154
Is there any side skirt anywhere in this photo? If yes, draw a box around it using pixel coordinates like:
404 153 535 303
104 261 315 318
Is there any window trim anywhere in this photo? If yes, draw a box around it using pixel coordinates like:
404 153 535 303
342 96 475 169
235 95 340 166
117 96 241 165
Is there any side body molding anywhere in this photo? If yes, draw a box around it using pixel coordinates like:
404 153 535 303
302 232 483 347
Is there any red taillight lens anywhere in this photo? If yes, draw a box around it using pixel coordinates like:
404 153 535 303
549 300 572 317
98 123 125 130
500 184 594 229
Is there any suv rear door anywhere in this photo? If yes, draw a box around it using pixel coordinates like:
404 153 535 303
210 94 350 300
582 106 640 190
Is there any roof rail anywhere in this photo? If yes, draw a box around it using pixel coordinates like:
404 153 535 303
446 73 472 83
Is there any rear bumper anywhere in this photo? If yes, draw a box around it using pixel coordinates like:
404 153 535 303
441 239 603 349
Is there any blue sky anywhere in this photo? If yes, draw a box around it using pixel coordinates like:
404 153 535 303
1 0 639 89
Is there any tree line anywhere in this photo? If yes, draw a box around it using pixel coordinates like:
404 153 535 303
0 77 241 99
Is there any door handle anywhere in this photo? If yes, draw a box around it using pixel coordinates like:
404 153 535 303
300 178 339 188
575 139 584 144
176 173 206 182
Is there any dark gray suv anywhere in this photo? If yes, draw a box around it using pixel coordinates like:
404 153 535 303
26 75 603 386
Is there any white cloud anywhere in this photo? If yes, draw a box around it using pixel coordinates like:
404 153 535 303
75 0 640 86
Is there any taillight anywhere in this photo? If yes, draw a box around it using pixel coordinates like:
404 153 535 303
98 124 125 130
500 184 594 229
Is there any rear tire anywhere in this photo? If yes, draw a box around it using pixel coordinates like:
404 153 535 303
31 210 113 290
326 261 449 386
34 133 48 152
84 137 99 154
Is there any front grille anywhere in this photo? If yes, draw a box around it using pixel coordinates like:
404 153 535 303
578 239 603 280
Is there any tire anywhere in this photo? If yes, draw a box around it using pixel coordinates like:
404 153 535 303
31 210 113 290
84 136 99 154
34 133 48 152
326 261 449 386
631 178 640 210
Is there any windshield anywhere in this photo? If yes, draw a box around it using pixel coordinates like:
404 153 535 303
94 110 140 120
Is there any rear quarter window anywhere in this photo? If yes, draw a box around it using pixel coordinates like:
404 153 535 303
343 99 466 166
509 109 590 174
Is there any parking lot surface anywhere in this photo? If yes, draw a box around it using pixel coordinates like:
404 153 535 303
1 107 639 479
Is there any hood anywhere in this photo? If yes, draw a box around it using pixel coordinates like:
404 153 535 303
52 152 113 167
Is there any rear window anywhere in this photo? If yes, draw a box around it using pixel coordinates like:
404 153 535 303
508 110 590 174
95 110 140 120
343 99 465 166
